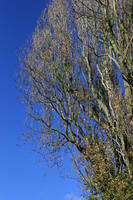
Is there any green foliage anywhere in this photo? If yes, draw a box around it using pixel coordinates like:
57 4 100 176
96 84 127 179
103 174 133 200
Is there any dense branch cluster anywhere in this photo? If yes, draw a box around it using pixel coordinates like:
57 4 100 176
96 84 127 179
18 0 133 199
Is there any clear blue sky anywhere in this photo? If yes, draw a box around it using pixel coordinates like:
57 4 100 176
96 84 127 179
0 1 82 199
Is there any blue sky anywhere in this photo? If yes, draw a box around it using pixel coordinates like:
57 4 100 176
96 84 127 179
0 0 82 199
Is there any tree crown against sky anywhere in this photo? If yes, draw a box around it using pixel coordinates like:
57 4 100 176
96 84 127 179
18 0 133 199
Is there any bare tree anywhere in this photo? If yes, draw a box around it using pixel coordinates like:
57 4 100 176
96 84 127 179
18 0 133 199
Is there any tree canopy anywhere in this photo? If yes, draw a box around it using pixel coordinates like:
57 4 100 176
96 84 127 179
18 0 133 199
